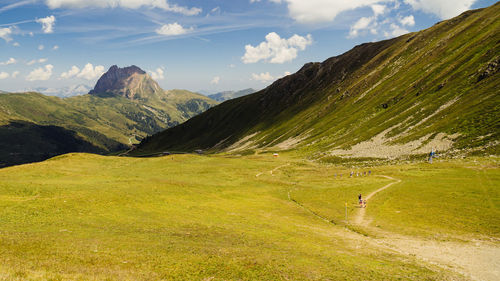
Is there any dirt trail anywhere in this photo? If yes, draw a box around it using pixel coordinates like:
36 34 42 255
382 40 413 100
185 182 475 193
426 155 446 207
353 175 401 225
349 175 500 281
263 165 500 281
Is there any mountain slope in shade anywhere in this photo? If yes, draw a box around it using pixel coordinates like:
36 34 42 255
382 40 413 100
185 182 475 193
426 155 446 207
0 66 217 167
208 88 257 102
134 3 500 158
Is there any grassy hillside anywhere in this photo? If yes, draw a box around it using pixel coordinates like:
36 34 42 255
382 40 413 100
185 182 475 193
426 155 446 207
135 3 499 158
3 153 496 280
0 90 216 167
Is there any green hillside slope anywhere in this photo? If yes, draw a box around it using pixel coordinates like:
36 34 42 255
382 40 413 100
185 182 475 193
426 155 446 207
135 3 499 158
0 68 217 167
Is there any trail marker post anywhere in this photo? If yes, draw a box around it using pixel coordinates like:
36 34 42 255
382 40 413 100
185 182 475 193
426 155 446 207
345 202 348 224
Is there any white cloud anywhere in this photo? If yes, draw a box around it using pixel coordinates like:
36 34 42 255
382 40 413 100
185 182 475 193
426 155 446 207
399 15 415 26
60 65 80 79
251 72 274 83
0 57 17 65
13 42 20 47
26 64 53 81
390 23 409 37
349 16 375 38
38 44 44 50
229 64 236 68
210 76 220 85
156 22 193 36
36 15 56 33
282 0 384 24
45 0 202 16
0 27 12 42
404 0 477 19
59 63 105 80
149 67 164 80
77 63 105 80
11 71 20 78
371 4 386 16
0 72 9 79
27 58 48 65
242 32 313 64
52 45 59 50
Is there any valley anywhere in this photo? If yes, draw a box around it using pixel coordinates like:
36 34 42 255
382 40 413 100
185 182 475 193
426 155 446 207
0 153 497 280
0 2 498 280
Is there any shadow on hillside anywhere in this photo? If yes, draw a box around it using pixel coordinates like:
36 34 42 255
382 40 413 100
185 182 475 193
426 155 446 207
0 120 110 168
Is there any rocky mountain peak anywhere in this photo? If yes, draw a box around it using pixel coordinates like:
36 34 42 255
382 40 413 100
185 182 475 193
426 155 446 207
89 65 162 100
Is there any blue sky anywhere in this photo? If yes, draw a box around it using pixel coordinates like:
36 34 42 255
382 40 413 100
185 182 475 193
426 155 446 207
0 0 496 95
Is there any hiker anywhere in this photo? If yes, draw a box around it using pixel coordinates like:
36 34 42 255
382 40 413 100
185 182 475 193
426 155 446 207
363 200 367 208
350 171 353 177
358 194 362 206
368 170 371 175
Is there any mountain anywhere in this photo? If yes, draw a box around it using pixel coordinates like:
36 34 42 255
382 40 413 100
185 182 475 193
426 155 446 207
0 90 8 94
25 84 92 97
208 88 257 102
134 3 500 158
0 65 217 167
89 65 161 100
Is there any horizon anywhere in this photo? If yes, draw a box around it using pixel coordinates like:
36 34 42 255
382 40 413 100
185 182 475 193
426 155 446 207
0 0 496 95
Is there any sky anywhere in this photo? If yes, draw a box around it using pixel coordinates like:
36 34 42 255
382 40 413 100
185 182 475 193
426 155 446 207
0 0 496 95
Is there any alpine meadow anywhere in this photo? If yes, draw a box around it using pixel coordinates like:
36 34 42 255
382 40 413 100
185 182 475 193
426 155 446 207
0 1 499 281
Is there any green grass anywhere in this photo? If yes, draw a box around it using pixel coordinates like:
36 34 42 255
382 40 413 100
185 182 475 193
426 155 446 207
281 157 500 240
0 153 469 280
135 3 499 157
0 91 217 167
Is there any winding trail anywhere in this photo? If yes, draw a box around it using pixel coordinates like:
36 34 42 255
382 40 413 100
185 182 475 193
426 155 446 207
258 163 500 281
353 175 401 225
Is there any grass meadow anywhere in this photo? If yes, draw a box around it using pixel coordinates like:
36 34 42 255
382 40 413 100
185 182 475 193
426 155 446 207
0 153 497 280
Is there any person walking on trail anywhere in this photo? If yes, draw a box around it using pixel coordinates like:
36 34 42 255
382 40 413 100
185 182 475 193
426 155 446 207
358 194 363 207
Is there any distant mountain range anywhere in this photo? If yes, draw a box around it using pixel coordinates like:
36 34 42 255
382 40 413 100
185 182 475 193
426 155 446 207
208 88 256 102
25 84 92 98
134 3 499 158
0 65 217 167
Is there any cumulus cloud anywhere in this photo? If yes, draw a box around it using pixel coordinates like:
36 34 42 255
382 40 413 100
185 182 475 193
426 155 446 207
36 15 56 33
0 27 13 42
404 0 477 19
13 42 20 47
282 0 384 24
52 45 59 50
0 72 9 79
242 32 313 64
11 71 20 78
59 63 105 80
26 64 54 81
149 67 164 80
349 16 376 38
389 23 409 37
251 71 291 83
77 63 105 80
399 15 415 26
60 65 80 79
0 58 17 65
156 22 193 36
210 76 220 85
38 44 44 50
45 0 202 16
251 72 274 83
27 58 48 66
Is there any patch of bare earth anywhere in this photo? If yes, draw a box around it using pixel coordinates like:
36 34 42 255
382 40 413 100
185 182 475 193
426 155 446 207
352 175 500 281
